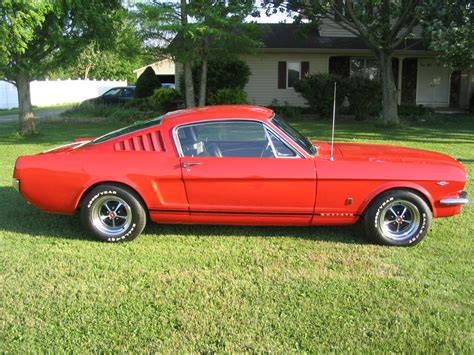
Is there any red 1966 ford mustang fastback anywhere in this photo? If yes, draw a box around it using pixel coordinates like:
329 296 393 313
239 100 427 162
12 105 469 246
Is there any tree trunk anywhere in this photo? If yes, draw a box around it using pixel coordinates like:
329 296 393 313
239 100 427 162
84 64 92 80
378 52 399 126
180 0 195 108
183 61 195 108
16 70 36 135
198 56 208 106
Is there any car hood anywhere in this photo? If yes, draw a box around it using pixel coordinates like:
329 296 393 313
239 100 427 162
333 142 462 166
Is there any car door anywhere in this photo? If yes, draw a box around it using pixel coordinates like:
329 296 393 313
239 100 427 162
175 120 316 223
101 88 121 105
118 88 134 103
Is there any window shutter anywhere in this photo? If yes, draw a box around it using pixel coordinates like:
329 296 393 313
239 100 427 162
278 61 287 89
301 61 310 78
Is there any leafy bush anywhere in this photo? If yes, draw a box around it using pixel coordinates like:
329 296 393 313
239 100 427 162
62 103 115 119
123 98 152 111
135 66 161 99
180 57 251 103
470 93 474 113
208 88 248 105
293 74 347 119
267 100 305 119
148 88 182 112
62 103 160 124
294 74 384 120
345 76 382 120
398 104 434 118
205 58 251 95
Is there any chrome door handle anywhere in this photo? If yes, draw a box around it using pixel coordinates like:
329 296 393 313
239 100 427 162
181 162 201 168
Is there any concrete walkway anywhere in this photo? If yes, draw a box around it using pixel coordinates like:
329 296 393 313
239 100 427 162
0 107 68 124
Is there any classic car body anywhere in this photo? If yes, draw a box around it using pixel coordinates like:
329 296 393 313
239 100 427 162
12 105 469 245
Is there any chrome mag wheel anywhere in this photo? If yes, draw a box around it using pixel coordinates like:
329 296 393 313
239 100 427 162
377 200 421 241
91 196 132 236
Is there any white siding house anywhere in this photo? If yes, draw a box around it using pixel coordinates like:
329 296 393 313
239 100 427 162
242 52 329 106
242 23 473 109
170 22 473 110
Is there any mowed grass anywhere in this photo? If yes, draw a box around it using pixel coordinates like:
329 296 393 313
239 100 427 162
0 115 473 352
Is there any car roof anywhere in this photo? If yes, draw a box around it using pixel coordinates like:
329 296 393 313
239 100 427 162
108 86 135 90
163 105 274 125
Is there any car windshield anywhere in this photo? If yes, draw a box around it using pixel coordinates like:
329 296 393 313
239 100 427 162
92 116 164 144
103 88 121 97
271 115 316 156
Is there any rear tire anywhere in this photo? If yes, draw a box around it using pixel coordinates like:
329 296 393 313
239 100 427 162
363 190 432 246
81 184 146 242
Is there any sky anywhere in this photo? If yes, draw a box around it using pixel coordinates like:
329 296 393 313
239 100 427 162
132 1 295 23
251 7 294 23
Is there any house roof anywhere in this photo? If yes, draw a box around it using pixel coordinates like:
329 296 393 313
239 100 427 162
262 23 427 52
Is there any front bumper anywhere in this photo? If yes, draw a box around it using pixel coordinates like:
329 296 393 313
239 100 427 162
440 191 469 205
12 178 19 193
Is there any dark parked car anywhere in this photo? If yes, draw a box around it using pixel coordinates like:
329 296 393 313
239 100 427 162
82 86 135 106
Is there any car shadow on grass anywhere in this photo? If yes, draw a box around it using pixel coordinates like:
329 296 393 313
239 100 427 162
0 186 368 245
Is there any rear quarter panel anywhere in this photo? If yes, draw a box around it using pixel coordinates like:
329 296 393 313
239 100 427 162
16 138 187 215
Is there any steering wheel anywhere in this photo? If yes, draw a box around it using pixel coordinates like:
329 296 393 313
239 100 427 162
206 143 223 157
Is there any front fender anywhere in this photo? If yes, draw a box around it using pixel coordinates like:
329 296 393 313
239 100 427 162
357 181 435 216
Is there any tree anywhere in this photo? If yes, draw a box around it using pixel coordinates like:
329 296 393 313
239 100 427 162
263 1 426 126
186 1 261 106
49 20 145 83
420 0 474 70
135 66 161 98
0 0 122 135
136 0 261 108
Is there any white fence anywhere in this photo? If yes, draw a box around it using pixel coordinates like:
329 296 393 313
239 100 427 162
0 79 127 109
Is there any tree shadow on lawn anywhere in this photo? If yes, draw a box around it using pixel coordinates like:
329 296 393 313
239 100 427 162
0 186 367 245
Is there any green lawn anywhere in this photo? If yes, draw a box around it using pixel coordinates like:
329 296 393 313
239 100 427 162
0 115 473 352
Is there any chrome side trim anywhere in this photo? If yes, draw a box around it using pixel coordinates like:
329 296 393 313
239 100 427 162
439 198 470 205
12 178 20 192
42 142 80 153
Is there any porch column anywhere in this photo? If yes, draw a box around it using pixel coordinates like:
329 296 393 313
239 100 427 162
397 57 403 105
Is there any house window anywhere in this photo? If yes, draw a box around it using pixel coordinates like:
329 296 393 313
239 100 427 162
278 61 309 89
287 62 301 88
350 58 378 80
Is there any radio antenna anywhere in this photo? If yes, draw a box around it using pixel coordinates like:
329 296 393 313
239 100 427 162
329 81 337 162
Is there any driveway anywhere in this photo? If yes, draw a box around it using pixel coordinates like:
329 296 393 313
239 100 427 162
0 107 68 124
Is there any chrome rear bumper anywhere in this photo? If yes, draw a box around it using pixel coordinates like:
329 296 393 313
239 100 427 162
440 191 469 205
12 178 19 192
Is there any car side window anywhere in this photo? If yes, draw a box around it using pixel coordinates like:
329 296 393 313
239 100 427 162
177 121 298 158
267 130 297 157
121 88 134 97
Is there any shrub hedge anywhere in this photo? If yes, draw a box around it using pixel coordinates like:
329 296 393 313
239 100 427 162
180 57 251 104
208 88 248 105
135 67 161 99
294 74 384 120
293 74 348 119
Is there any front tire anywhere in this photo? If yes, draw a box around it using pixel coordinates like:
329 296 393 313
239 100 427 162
81 184 147 242
363 190 432 246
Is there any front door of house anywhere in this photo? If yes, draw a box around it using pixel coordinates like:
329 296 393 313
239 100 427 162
416 59 451 107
